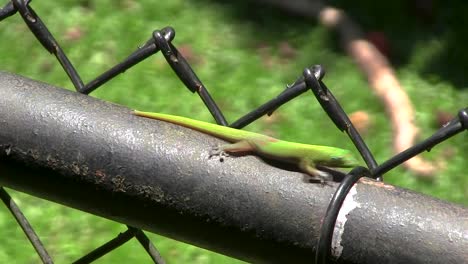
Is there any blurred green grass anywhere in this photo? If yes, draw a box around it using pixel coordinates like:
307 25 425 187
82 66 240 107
0 0 466 263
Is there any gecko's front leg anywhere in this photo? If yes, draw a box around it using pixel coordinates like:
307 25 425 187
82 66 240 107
299 159 333 184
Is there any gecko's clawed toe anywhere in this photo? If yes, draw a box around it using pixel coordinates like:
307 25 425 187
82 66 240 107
306 170 333 185
209 146 229 162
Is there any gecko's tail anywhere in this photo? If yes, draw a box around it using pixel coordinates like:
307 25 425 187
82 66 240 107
134 110 259 142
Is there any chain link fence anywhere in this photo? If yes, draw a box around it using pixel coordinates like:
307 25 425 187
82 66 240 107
1 1 467 263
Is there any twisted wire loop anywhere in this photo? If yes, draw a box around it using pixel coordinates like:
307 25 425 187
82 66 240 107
1 1 467 263
303 68 467 263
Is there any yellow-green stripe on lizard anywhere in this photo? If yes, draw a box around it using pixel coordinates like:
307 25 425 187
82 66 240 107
134 110 359 182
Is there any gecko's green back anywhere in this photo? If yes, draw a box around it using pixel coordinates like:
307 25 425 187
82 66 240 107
261 140 358 167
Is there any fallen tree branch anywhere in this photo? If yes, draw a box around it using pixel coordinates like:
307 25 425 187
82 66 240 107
258 0 438 178
319 7 437 177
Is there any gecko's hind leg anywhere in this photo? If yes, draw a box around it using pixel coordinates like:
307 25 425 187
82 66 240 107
209 146 230 161
209 140 255 162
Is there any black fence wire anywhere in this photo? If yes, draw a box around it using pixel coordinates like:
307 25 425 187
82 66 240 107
0 1 467 263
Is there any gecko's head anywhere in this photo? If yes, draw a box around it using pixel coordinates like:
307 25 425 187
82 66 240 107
322 149 360 168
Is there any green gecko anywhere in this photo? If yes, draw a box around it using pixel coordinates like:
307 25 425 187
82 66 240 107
134 110 359 182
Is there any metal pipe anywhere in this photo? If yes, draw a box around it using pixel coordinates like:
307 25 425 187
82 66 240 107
0 72 466 263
